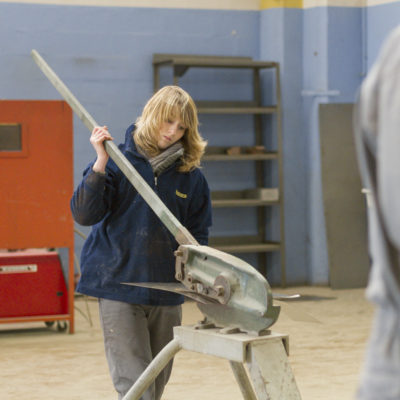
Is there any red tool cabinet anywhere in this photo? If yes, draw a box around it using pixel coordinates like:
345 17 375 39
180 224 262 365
0 100 75 332
0 250 68 318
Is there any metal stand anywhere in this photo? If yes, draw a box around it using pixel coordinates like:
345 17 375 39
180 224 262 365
122 325 301 400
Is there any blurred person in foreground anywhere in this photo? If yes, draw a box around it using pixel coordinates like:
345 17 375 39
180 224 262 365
355 25 400 400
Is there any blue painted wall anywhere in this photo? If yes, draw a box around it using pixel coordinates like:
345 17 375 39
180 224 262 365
366 2 400 69
260 4 364 285
0 2 267 279
304 6 363 284
260 8 306 284
2 1 399 286
0 3 259 176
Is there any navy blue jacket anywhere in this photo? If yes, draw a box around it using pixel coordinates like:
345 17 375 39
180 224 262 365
71 125 212 305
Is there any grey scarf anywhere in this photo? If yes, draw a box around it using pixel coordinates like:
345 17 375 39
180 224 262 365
138 141 184 176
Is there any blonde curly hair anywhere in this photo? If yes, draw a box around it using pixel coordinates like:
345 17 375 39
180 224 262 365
134 85 207 172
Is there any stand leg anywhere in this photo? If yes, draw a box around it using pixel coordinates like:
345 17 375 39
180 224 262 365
122 337 182 400
247 340 301 400
230 361 258 400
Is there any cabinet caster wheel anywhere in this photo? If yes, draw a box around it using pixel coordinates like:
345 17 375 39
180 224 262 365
57 321 68 332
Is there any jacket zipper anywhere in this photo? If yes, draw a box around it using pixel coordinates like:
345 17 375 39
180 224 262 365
154 163 176 189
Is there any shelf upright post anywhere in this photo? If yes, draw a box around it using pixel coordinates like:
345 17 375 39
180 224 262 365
173 67 179 86
253 66 267 276
153 64 160 92
275 63 286 287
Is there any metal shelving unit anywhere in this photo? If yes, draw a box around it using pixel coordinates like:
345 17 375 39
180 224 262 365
153 54 285 286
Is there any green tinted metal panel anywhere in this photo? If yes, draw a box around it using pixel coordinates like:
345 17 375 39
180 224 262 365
319 103 369 288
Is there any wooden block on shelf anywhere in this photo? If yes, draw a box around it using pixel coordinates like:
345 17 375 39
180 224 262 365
245 145 266 154
226 146 242 155
244 188 279 201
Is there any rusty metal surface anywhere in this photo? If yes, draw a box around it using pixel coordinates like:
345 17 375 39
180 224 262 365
0 100 73 249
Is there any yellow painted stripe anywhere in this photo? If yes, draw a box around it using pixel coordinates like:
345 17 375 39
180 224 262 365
260 0 303 8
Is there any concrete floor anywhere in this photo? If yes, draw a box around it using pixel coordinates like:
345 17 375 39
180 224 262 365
0 286 374 400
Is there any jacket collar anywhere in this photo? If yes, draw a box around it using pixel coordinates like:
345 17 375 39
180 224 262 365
122 124 183 172
123 124 144 158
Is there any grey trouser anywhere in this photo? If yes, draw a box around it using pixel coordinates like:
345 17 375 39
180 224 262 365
99 299 182 400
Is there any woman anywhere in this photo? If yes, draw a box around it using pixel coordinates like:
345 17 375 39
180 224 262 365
71 85 212 400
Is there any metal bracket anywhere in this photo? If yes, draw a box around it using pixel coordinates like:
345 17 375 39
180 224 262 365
122 325 301 400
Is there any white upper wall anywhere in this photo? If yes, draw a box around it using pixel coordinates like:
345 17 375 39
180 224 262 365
0 0 260 9
1 0 398 7
366 0 398 5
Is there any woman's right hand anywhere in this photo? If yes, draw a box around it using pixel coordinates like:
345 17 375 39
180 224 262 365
90 126 114 173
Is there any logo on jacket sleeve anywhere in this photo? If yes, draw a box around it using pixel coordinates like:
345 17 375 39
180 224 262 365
175 189 187 199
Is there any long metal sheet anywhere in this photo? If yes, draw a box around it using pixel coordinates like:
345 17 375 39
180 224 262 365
31 49 197 246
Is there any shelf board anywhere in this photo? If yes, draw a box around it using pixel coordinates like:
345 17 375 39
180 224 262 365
212 199 279 208
211 189 279 208
204 147 278 161
196 101 277 114
209 237 281 254
153 54 277 70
